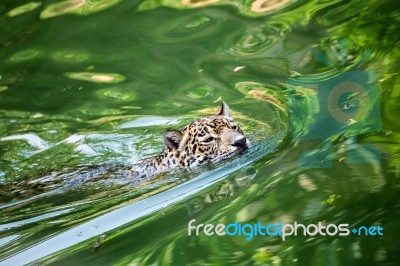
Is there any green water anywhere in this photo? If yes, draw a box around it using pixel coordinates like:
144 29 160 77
0 0 399 265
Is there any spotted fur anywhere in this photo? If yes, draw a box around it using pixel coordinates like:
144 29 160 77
134 102 250 176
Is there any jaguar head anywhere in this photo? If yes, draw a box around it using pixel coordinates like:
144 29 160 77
163 102 250 167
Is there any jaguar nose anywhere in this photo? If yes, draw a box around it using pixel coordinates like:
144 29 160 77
232 137 247 148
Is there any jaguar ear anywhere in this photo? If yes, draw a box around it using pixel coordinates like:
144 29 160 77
217 101 232 118
163 129 182 150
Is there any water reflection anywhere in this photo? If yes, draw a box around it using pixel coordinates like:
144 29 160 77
6 2 42 17
251 0 291 13
52 50 90 63
0 0 399 264
181 0 220 8
64 72 126 83
233 28 274 54
186 167 256 216
40 0 123 19
8 49 42 62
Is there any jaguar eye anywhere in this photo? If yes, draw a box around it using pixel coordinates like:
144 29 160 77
203 137 215 143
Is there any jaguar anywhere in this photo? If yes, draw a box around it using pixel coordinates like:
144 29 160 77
133 101 250 176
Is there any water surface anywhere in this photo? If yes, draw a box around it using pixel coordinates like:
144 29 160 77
0 0 399 265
